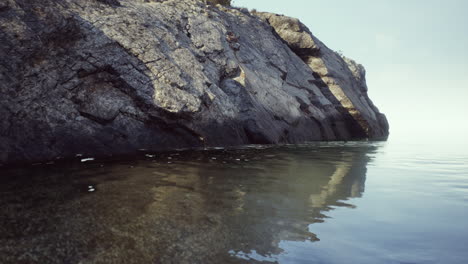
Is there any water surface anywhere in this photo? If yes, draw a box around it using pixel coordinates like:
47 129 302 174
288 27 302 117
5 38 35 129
1 140 467 264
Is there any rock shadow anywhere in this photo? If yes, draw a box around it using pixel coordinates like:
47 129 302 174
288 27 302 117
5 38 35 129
0 143 379 263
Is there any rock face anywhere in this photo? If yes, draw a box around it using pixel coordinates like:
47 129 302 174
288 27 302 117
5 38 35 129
256 13 389 139
0 0 389 164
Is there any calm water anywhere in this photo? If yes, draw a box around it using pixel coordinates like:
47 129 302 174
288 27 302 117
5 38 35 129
0 139 467 264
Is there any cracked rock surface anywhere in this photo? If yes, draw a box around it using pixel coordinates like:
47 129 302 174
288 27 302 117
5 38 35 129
0 0 389 164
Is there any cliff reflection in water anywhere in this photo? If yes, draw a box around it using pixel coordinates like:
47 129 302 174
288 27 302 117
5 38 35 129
0 143 378 264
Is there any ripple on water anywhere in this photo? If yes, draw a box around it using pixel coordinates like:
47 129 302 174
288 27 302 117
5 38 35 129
0 141 467 263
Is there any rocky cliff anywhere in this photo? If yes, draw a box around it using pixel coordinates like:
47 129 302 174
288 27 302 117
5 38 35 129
0 0 389 164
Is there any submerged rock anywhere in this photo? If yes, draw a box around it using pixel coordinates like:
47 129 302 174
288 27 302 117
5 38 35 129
0 0 389 164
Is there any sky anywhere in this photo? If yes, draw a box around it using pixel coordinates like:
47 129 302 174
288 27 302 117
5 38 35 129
234 0 468 142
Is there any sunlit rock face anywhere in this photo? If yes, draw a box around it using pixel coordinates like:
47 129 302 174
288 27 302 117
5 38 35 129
255 12 390 140
0 0 389 164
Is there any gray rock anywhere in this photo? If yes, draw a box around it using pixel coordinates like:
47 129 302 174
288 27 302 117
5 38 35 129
0 0 388 164
256 12 389 139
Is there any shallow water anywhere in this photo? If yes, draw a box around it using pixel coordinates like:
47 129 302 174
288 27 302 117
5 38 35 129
1 139 467 264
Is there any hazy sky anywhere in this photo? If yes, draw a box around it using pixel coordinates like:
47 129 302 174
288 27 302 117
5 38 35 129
235 0 468 141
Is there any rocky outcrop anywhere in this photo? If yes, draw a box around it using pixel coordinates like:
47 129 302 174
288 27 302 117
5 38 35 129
0 0 388 164
255 12 389 139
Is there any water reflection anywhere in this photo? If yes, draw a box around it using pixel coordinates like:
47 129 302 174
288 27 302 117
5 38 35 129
0 143 379 263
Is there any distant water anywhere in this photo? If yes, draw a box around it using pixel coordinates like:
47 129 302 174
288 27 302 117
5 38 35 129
1 139 467 264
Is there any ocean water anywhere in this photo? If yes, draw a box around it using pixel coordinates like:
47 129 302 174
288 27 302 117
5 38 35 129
0 138 467 264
